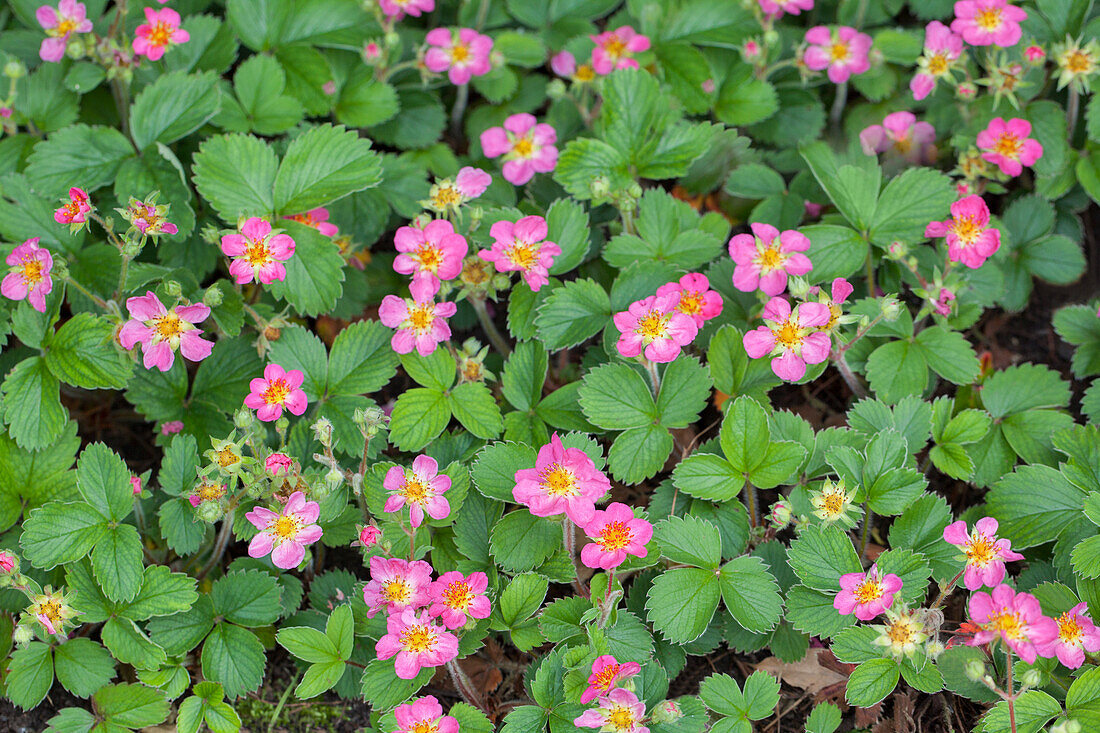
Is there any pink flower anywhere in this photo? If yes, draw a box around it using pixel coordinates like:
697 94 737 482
580 655 642 704
613 292 700 363
951 0 1026 47
265 452 294 476
244 364 308 422
911 21 965 100
455 167 491 198
551 51 597 83
967 584 1055 664
322 80 337 95
478 216 560 292
383 455 451 528
379 0 434 18
859 112 936 163
54 187 91 226
575 688 649 733
834 564 903 621
817 277 854 332
590 27 650 75
2 238 53 313
133 7 189 61
976 117 1043 177
943 517 1024 590
701 78 716 93
394 697 458 733
743 298 831 381
130 476 142 495
393 219 468 296
1024 44 1045 63
245 491 323 570
284 208 338 238
126 200 178 237
160 420 184 435
220 217 296 285
428 571 491 629
803 26 872 83
364 42 382 61
729 223 813 296
1032 602 1100 668
363 557 432 617
378 291 457 356
934 287 956 316
654 273 723 327
512 433 610 526
118 292 213 371
353 524 381 549
375 608 459 679
925 195 1001 268
37 0 92 63
580 503 652 570
187 481 226 508
758 0 814 18
424 28 492 85
743 40 763 61
0 551 16 574
480 114 558 185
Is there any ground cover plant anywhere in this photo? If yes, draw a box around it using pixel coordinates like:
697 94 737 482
0 0 1098 731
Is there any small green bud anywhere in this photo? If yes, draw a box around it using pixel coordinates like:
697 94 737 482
964 660 986 681
234 407 255 430
546 79 567 99
311 417 334 447
1019 669 1041 688
163 280 182 298
3 61 27 79
786 276 811 300
1050 720 1082 733
324 467 344 492
203 285 223 308
880 295 903 321
196 500 225 523
13 625 33 646
590 176 610 198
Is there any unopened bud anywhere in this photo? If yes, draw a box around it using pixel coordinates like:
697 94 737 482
324 466 344 491
956 81 978 99
196 500 225 523
163 280 182 298
1050 720 1082 733
880 296 903 321
13 625 33 646
964 660 986 681
3 61 26 79
203 286 223 308
354 406 388 437
234 407 255 430
887 241 908 259
1020 669 1041 688
491 274 511 290
786 276 811 300
546 79 567 99
590 176 610 198
651 700 683 724
312 417 334 447
767 500 793 529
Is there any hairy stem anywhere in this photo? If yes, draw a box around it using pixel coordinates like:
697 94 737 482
1067 87 1080 140
197 509 236 580
743 482 759 527
446 658 488 713
833 352 868 398
563 517 589 597
1006 647 1017 733
858 504 874 560
472 296 512 356
829 81 848 129
450 83 469 139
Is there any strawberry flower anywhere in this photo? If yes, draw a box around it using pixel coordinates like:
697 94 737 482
803 26 872 83
742 297 831 382
924 194 1001 268
424 28 492 85
118 291 213 371
393 219 468 296
943 517 1024 590
31 586 79 635
590 26 650 74
133 7 190 61
394 696 458 733
376 608 460 680
950 0 1027 47
244 364 308 422
758 0 814 18
654 273 723 327
550 51 596 84
478 215 560 292
265 452 294 476
220 217 296 285
54 187 92 229
580 655 642 704
574 688 649 733
379 0 434 19
284 207 338 238
427 571 491 629
613 293 699 363
379 289 457 356
480 114 558 186
37 0 93 63
1032 602 1100 668
363 557 432 618
729 223 813 296
976 117 1043 177
967 584 1056 664
579 503 653 570
859 112 936 163
245 491 323 570
834 564 903 621
911 21 965 100
2 238 54 313
352 524 382 549
813 277 856 333
513 433 610 526
383 455 452 528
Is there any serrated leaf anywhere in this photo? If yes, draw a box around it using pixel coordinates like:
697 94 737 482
535 279 612 350
646 567 720 644
273 123 382 214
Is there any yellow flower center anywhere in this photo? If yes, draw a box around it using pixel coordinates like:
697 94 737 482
505 242 538 270
677 292 703 315
598 521 633 551
401 475 431 504
993 133 1021 158
288 213 318 227
61 200 81 218
606 706 635 731
592 665 620 690
154 312 183 339
821 492 844 515
887 618 917 644
37 599 62 623
400 624 438 653
989 610 1026 640
825 303 842 331
604 37 627 59
830 42 849 61
384 580 411 603
854 578 884 604
54 18 77 36
407 304 435 334
1065 50 1091 73
432 185 462 208
412 723 438 733
951 216 982 245
451 43 470 63
575 65 596 82
442 581 474 609
463 360 483 381
462 259 489 285
197 482 225 502
965 534 997 567
928 53 949 75
541 465 577 497
773 321 803 349
273 515 300 540
1057 613 1083 644
637 312 668 341
20 260 44 285
512 137 535 157
215 448 239 468
975 8 1002 30
263 378 291 406
148 21 173 47
245 240 270 267
755 246 784 271
416 244 443 271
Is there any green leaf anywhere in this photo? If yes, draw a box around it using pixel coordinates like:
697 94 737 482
607 424 673 484
94 683 169 727
845 659 899 707
1053 304 1100 378
553 137 632 200
535 279 612 350
53 639 116 698
389 388 451 451
725 164 786 199
327 320 398 396
978 690 1061 733
700 670 780 721
266 220 346 317
656 515 722 568
45 313 133 390
6 642 54 710
719 556 782 633
277 626 341 664
799 142 880 231
671 453 744 502
25 124 134 198
401 349 457 392
130 71 221 149
656 357 713 428
646 567 720 643
92 524 145 603
545 198 590 275
295 660 346 699
211 570 282 627
490 510 562 572
719 396 771 474
122 565 199 621
800 225 869 283
658 42 715 115
359 659 433 709
981 363 1070 418
502 341 548 412
335 70 399 128
159 497 206 556
449 382 503 439
43 707 96 733
192 133 278 222
273 123 382 214
868 167 953 246
804 703 842 733
749 441 806 489
21 501 106 569
865 339 928 404
787 524 862 591
101 617 168 671
499 572 549 628
914 326 980 386
326 603 354 660
147 595 215 657
579 363 656 430
986 465 1088 548
231 54 304 135
471 441 536 502
3 355 68 451
202 624 266 698
715 65 777 126
1067 665 1100 729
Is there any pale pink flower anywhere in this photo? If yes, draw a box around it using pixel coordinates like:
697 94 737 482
383 455 451 528
925 195 1001 268
742 298 831 381
613 292 699 363
352 524 381 549
729 223 813 296
284 208 338 238
455 167 491 198
133 7 189 61
118 292 213 371
2 238 53 313
322 80 336 95
758 0 813 18
160 420 184 436
575 688 649 733
378 291 457 356
859 112 936 163
130 476 142 496
394 697 458 733
220 217 296 285
590 26 650 75
244 364 308 422
1032 603 1100 668
911 22 965 100
943 517 1024 590
427 571 491 629
834 564 903 621
379 0 434 18
951 0 1026 47
393 219 468 296
977 117 1043 177
376 609 459 679
245 491 323 570
654 273 723 327
580 503 652 570
581 656 642 704
478 215 560 292
54 187 91 226
362 557 432 618
551 50 597 83
816 277 854 333
803 26 872 83
512 433 610 526
967 584 1055 664
424 28 492 85
37 0 92 63
265 452 294 476
702 78 716 93
480 114 558 185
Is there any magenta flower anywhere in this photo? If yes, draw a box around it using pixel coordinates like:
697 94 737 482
383 455 452 528
118 292 213 371
130 476 142 495
243 364 308 422
816 277 854 332
613 293 699 363
480 114 558 186
977 117 1043 177
245 491 323 570
951 0 1026 47
160 420 184 436
580 656 642 704
743 298 831 381
478 215 560 292
729 223 813 296
579 502 653 570
934 287 956 316
911 21 965 100
352 524 381 549
1032 603 1100 668
133 7 189 61
37 0 92 63
378 290 457 357
967 584 1055 664
925 195 1001 268
1024 44 1046 63
284 208 338 238
834 564 903 621
512 433 610 526
394 697 458 733
456 167 491 198
859 112 936 163
220 217 296 285
54 187 91 227
376 609 459 680
654 273 723 327
758 0 814 18
575 688 649 733
379 0 434 18
362 557 433 618
424 28 492 85
590 26 650 75
393 219 468 296
803 26 872 83
943 517 1024 590
265 452 294 476
0 551 16 574
428 571 491 629
2 238 54 313
550 51 597 83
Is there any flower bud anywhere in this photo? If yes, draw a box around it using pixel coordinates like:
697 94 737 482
491 273 511 291
886 241 908 259
956 81 977 99
742 39 763 61
120 239 142 258
384 31 400 48
1019 669 1041 688
354 524 382 548
964 659 986 681
234 407 255 430
924 640 945 659
266 452 294 476
354 405 388 437
786 276 811 300
651 701 683 724
0 551 19 579
203 286 223 308
311 417 334 447
196 499 225 523
546 79 567 99
324 466 344 491
880 296 903 321
590 176 611 198
13 625 33 646
1050 720 1082 733
1024 45 1045 65
163 279 182 298
767 499 793 529
275 416 289 434
3 61 26 79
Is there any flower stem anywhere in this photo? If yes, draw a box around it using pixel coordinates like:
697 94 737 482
64 276 110 311
930 569 965 611
450 83 469 139
197 509 236 580
268 667 303 733
563 517 589 598
857 504 874 560
743 482 759 527
829 81 848 129
446 658 488 713
471 296 512 357
1006 647 1017 733
832 351 868 398
1067 87 1080 139
643 358 661 398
